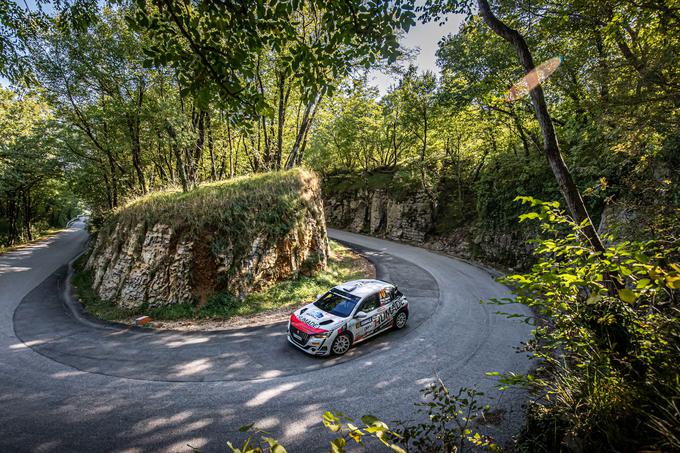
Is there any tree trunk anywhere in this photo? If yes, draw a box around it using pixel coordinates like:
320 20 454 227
206 112 217 181
166 124 189 192
126 82 147 194
286 94 321 169
22 189 32 241
477 0 605 253
7 192 18 245
228 121 234 178
275 73 291 170
107 152 119 207
190 110 207 187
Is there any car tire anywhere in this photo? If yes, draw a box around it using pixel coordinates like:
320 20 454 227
394 310 408 329
331 333 352 355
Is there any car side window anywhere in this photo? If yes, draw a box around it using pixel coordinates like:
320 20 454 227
360 294 380 313
380 287 393 305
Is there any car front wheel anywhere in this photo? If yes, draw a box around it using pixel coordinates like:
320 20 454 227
394 310 408 329
331 333 352 355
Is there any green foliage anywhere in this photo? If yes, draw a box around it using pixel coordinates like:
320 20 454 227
392 380 498 452
309 0 680 270
111 169 311 235
217 410 406 453
322 166 423 203
0 87 82 246
131 0 416 114
488 197 680 451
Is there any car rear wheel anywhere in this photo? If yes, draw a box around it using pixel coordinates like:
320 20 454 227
331 333 352 355
394 310 408 329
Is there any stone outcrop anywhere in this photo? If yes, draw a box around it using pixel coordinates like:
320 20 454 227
324 189 434 243
86 169 329 309
323 175 533 269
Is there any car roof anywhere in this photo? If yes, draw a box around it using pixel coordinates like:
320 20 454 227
333 279 394 299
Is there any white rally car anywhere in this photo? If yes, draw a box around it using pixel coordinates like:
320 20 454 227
287 279 409 356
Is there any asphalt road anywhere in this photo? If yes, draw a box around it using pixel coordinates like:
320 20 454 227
0 222 532 452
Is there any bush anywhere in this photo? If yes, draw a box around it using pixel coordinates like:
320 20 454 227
488 197 680 451
392 380 498 453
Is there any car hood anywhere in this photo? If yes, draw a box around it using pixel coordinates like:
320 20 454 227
291 304 346 333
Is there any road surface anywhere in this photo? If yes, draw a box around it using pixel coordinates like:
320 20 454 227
0 222 532 452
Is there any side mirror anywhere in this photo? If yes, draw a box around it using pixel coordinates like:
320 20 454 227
316 294 322 300
354 311 368 319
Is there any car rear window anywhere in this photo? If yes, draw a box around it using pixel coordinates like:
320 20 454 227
314 290 358 318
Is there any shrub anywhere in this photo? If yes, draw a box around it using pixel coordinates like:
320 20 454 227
488 197 680 451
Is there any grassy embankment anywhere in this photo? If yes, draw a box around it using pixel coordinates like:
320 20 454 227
73 168 373 323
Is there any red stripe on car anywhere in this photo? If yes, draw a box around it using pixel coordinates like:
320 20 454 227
290 314 328 334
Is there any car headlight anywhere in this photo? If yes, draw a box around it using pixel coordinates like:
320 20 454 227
312 332 330 339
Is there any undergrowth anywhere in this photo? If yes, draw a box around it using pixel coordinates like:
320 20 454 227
488 197 680 452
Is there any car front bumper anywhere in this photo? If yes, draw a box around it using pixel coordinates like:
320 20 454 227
287 332 332 356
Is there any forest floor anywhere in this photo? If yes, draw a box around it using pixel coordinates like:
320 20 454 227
71 240 375 330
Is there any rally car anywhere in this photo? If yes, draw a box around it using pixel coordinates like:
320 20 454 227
287 279 409 356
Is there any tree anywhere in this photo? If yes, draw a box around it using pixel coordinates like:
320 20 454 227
130 0 416 142
399 67 438 186
0 88 78 245
421 0 606 253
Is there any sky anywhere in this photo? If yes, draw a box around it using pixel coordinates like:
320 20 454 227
367 13 465 95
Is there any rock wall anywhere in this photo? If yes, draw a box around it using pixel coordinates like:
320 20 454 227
86 170 329 309
323 181 533 269
324 189 435 243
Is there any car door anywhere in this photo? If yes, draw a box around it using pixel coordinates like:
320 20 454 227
352 293 382 341
383 286 405 318
366 291 395 335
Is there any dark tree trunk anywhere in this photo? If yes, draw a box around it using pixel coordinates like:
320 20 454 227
275 73 291 170
22 189 32 241
511 110 531 158
107 152 119 207
126 82 147 194
166 124 189 192
477 0 605 253
421 107 428 186
206 112 217 181
228 121 234 178
190 110 207 187
286 94 322 169
7 192 18 245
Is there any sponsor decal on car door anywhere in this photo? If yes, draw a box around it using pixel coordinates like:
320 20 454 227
354 293 391 340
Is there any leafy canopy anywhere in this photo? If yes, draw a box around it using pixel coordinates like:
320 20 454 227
130 0 417 113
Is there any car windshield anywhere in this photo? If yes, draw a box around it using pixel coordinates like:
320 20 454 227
314 290 359 318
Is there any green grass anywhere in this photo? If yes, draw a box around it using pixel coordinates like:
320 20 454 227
113 168 317 233
72 240 372 323
97 168 323 273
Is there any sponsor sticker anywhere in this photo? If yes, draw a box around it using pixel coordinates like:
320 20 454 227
300 315 321 328
311 310 324 319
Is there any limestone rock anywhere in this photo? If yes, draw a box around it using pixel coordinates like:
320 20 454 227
85 169 329 309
